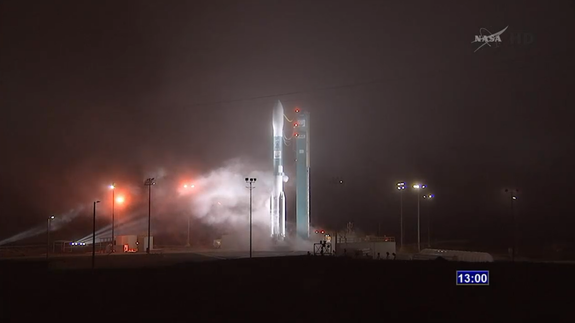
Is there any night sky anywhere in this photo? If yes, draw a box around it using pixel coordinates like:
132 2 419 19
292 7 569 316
1 1 574 249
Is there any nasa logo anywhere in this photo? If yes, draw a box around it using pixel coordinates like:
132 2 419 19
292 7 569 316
472 26 508 52
475 34 501 43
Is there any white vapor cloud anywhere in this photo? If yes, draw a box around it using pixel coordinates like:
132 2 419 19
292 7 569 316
189 160 273 229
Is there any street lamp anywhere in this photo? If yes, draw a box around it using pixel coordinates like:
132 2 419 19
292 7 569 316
144 178 156 254
46 215 55 259
183 183 195 247
396 182 406 250
413 184 427 252
113 195 125 252
422 194 435 248
245 177 256 258
504 188 519 262
185 215 191 247
328 177 347 231
109 183 115 252
92 200 100 269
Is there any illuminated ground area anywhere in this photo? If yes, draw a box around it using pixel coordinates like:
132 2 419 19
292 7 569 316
0 249 309 269
1 256 574 322
3 245 575 269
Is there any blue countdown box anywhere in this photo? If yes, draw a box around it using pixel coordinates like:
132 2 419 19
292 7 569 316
456 270 489 286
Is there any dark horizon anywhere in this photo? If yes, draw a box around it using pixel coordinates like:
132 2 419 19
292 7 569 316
1 0 574 250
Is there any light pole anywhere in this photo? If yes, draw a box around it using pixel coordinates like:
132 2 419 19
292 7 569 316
46 215 55 259
422 194 435 248
337 178 345 230
92 200 100 269
183 183 194 247
144 178 156 254
186 216 191 247
245 177 256 258
396 182 406 250
109 183 115 251
505 188 518 262
413 184 427 252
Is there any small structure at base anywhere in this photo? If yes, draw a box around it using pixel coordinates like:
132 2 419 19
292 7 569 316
114 235 154 253
137 235 153 253
314 240 332 255
116 235 138 252
334 234 396 258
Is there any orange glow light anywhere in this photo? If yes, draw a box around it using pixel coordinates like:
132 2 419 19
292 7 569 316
116 196 125 203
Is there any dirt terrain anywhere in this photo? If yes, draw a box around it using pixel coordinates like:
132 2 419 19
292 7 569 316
1 256 573 322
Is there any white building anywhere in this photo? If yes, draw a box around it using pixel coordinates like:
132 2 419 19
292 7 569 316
333 234 397 258
414 249 494 262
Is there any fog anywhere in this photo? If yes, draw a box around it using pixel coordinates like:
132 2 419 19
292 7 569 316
0 158 314 251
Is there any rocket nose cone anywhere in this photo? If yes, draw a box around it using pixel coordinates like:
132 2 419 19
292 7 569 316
274 100 284 118
273 100 284 133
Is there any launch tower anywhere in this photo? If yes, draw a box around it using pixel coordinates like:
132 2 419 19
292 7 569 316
294 108 310 239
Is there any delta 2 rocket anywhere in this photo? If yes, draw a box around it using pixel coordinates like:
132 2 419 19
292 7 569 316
270 100 288 240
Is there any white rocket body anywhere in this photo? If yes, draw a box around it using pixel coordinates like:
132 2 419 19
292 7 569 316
270 100 287 240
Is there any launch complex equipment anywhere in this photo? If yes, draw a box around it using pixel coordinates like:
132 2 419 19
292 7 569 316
270 101 311 241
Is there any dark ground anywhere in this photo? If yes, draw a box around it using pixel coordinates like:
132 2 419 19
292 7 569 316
1 256 573 322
